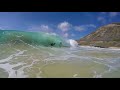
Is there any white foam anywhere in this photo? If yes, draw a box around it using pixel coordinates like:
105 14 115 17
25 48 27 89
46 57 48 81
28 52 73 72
93 71 102 78
68 39 78 47
0 42 120 78
0 50 27 64
0 50 27 78
73 74 78 78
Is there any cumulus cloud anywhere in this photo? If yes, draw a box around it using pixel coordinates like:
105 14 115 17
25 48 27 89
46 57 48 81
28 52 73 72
109 12 118 17
28 24 52 33
40 25 49 31
28 22 96 39
74 24 96 32
58 21 96 33
58 21 72 32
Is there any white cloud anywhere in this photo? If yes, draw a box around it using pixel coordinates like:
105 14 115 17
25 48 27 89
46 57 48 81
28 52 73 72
74 24 96 32
28 24 52 33
40 25 49 31
74 26 85 31
86 24 96 28
58 21 72 32
109 12 118 17
58 21 96 33
64 33 69 38
27 23 96 39
97 16 106 24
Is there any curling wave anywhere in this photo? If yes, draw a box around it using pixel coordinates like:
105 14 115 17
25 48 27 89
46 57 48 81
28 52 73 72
0 30 69 47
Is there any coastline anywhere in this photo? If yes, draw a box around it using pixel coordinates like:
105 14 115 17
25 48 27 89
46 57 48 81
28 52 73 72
79 45 120 49
108 47 120 49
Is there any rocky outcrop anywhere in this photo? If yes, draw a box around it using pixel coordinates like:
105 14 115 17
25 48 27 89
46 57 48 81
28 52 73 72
77 23 120 48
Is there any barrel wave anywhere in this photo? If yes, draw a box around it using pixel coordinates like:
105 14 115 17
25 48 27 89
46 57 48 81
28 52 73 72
0 30 69 47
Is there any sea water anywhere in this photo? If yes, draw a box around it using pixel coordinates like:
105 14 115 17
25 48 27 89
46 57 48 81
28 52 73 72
0 30 120 78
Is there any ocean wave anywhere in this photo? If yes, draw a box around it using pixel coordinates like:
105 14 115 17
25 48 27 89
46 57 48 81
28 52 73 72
0 30 69 47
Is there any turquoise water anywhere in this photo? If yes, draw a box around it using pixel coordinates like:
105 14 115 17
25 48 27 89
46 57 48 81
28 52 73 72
0 30 69 47
0 30 120 78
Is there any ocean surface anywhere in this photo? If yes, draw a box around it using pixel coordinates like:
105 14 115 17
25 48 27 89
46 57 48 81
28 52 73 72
0 30 120 78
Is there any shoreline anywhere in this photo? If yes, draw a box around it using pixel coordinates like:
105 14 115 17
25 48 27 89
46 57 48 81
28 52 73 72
78 45 120 49
108 47 120 49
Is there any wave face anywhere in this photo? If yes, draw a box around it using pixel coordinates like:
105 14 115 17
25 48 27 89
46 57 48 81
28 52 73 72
0 30 69 47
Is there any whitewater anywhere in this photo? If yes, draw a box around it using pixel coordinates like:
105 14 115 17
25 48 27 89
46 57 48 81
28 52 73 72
0 30 120 78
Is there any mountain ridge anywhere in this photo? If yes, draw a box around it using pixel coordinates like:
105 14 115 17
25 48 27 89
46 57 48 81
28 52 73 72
77 23 120 48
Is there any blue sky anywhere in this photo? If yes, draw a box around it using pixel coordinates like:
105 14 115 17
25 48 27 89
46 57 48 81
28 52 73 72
0 12 120 40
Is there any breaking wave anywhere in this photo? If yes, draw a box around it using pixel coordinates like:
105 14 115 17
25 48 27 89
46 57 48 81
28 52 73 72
0 30 69 47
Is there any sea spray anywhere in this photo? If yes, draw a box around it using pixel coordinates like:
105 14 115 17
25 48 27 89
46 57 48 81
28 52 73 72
68 39 78 47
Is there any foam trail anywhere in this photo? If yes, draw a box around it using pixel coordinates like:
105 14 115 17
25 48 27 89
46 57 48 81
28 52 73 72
0 50 27 78
0 50 27 63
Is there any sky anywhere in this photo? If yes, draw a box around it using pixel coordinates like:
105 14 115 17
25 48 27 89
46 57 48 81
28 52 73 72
0 12 120 40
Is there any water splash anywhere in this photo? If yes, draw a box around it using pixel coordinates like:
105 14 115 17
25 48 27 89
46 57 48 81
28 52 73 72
67 39 78 47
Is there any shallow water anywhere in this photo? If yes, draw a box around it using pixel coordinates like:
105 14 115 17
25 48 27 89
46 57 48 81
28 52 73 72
0 43 120 78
